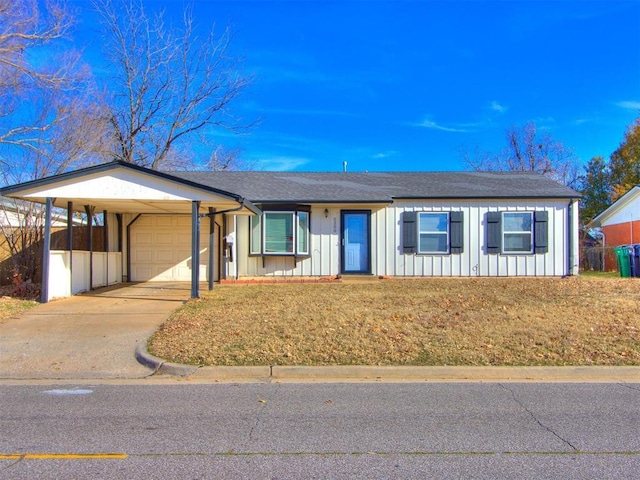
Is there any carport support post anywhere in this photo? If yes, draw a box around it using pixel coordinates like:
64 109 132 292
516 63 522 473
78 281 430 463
67 201 73 295
85 205 94 290
104 210 109 286
191 201 201 299
208 207 216 291
40 197 53 303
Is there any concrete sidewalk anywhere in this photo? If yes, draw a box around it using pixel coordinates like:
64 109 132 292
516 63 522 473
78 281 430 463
0 282 189 380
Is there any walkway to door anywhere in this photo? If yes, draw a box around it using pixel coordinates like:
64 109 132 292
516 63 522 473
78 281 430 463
0 283 190 380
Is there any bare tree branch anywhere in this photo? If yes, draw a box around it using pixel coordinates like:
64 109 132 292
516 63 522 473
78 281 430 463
463 122 580 188
94 0 252 170
0 0 109 283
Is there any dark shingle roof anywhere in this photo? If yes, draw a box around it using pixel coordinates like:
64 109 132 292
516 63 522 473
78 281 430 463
170 171 579 203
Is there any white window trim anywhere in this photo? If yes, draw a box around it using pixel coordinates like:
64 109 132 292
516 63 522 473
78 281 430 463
502 211 534 254
297 211 310 255
417 212 449 254
250 210 310 256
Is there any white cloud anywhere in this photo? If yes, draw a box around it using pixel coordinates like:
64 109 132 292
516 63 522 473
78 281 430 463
413 118 469 133
574 118 593 125
490 101 507 113
372 151 397 159
617 100 640 110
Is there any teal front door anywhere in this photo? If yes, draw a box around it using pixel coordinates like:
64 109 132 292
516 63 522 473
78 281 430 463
341 211 371 273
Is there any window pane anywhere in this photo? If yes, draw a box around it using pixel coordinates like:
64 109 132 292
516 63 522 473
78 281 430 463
250 215 261 254
419 213 448 232
504 233 532 252
264 212 293 253
418 213 448 253
297 212 309 254
503 212 532 232
419 233 448 253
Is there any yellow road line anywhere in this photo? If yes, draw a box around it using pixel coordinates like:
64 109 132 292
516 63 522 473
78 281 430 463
0 453 127 460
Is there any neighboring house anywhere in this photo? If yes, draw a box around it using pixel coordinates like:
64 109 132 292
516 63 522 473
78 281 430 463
592 186 640 248
0 197 89 284
0 197 81 228
0 161 580 302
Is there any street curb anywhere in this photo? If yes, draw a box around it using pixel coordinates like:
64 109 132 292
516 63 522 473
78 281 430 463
134 343 199 377
135 345 640 383
268 365 640 383
135 343 271 380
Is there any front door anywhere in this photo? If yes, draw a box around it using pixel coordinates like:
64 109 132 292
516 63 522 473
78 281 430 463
341 211 371 274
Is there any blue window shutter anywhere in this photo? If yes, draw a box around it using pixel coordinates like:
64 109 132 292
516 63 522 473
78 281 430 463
534 211 549 254
402 211 417 254
449 211 464 254
486 212 501 254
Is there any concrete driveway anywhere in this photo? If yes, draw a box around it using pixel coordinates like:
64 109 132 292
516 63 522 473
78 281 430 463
0 282 191 380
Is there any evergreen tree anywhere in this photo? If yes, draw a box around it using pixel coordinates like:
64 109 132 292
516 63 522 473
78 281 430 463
579 156 611 225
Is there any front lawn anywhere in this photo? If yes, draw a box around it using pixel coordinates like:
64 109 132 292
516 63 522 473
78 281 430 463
149 277 640 366
0 297 38 325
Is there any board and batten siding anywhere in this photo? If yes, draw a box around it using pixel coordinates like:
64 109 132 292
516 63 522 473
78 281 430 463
388 199 575 277
231 206 353 278
227 199 577 278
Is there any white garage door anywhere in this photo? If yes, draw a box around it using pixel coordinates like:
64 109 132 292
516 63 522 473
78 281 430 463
130 215 219 282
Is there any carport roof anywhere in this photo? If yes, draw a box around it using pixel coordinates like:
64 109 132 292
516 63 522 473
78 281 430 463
0 161 260 215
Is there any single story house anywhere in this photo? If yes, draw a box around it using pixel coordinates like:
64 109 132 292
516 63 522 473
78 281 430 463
0 161 580 302
592 185 640 248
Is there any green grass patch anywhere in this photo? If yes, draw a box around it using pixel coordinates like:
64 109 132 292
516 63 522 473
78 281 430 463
0 297 38 324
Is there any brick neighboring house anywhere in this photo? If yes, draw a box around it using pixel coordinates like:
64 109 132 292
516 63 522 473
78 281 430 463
592 186 640 247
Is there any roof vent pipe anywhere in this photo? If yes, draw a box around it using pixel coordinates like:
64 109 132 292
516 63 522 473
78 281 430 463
343 161 347 172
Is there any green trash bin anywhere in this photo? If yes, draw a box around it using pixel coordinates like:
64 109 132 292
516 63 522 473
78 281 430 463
615 246 631 277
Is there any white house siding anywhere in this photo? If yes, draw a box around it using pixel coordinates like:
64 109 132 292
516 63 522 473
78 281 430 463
601 193 640 227
390 199 573 277
233 206 348 277
230 199 576 278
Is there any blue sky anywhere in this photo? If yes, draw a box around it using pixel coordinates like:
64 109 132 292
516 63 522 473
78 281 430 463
73 0 640 172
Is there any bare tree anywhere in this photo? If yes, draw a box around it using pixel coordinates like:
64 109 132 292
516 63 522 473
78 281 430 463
0 0 107 171
95 0 252 170
463 122 580 188
0 0 107 285
205 145 244 171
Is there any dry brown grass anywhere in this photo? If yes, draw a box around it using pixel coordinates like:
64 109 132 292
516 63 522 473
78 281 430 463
0 297 37 325
149 277 640 366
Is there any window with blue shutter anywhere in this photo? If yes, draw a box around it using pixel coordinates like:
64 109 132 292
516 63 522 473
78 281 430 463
486 212 501 254
403 211 464 255
486 210 549 255
534 211 549 254
402 211 417 254
449 211 464 254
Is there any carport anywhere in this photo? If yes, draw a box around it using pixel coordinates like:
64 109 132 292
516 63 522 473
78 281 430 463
0 161 260 302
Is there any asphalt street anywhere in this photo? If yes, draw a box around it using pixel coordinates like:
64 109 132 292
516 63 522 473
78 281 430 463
1 382 639 479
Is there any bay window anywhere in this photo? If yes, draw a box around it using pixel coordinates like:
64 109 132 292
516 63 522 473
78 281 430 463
250 208 310 256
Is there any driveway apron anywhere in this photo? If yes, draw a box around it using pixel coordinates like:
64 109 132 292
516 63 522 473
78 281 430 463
0 282 190 379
